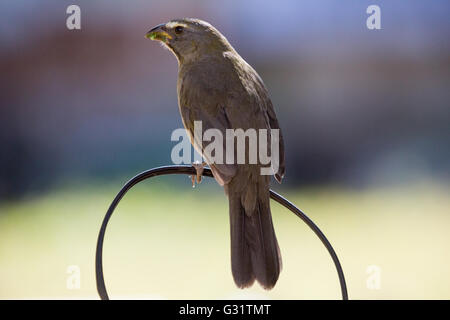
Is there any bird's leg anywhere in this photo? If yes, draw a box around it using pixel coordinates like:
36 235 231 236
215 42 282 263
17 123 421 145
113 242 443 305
190 160 207 187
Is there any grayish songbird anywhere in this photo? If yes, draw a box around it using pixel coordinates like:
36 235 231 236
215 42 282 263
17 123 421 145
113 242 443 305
146 18 285 289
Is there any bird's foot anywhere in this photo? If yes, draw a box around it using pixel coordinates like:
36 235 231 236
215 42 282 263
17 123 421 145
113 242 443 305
190 161 207 188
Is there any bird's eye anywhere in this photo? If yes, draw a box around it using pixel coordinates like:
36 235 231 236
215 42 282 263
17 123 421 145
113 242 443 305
174 26 184 34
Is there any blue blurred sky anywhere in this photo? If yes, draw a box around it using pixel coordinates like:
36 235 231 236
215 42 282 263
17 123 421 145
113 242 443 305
0 0 449 198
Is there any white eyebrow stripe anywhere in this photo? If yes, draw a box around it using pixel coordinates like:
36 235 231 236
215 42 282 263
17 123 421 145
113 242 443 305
166 22 188 29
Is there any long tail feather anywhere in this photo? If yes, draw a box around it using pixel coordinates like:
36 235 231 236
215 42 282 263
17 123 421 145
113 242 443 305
228 188 281 289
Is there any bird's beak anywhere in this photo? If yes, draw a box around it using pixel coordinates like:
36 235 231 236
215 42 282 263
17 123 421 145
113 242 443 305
145 24 172 42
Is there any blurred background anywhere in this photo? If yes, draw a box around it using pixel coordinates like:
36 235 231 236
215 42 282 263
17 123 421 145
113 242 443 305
0 0 449 299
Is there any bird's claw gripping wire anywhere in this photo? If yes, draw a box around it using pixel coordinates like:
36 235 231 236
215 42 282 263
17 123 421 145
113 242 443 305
190 161 207 187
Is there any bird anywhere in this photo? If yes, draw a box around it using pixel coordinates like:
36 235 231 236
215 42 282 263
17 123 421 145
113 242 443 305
146 18 285 289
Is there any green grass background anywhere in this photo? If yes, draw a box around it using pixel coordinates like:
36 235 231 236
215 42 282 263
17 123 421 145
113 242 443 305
0 177 449 299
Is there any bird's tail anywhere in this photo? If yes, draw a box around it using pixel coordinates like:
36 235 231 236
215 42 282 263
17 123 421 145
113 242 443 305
228 188 282 289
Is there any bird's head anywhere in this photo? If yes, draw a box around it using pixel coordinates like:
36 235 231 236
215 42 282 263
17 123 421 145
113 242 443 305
145 18 233 64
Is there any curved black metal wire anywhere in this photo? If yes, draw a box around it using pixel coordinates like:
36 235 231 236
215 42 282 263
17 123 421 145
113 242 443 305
95 165 348 300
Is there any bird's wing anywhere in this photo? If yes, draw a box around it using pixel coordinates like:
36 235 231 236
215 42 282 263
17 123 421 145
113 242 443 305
178 55 285 185
262 97 285 182
227 57 286 182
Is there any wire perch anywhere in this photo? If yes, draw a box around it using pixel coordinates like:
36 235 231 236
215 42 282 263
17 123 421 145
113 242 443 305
95 165 348 300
